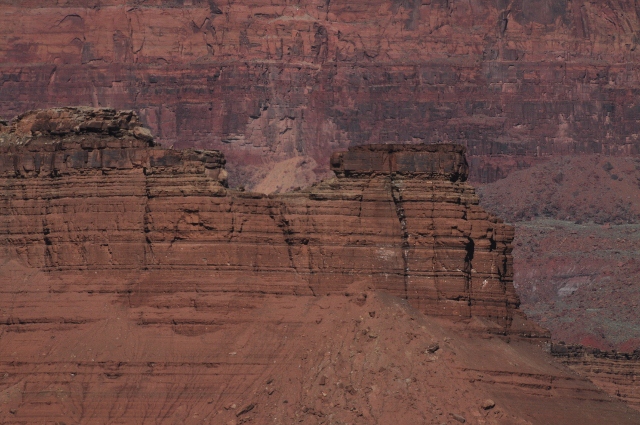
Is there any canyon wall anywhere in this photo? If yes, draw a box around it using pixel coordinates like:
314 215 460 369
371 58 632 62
2 109 640 423
2 0 640 188
1 108 530 328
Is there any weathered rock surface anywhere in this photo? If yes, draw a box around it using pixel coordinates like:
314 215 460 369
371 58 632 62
0 107 227 183
552 344 640 412
477 155 640 225
477 155 640 349
0 109 638 423
0 111 532 328
2 1 640 188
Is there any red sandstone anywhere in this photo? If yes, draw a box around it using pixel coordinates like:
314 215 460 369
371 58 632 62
2 1 640 188
0 109 638 423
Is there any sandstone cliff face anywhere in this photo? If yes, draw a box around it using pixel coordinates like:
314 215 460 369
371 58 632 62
2 1 640 188
3 109 639 423
1 110 527 329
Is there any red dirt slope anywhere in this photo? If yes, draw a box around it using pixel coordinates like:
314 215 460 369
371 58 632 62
1 265 638 424
477 155 640 225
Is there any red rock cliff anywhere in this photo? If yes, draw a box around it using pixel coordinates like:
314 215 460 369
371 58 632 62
2 109 640 423
1 108 532 330
2 1 640 188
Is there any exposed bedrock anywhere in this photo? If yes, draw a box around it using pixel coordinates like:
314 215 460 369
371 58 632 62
2 109 640 423
3 1 640 188
552 344 640 412
1 109 533 331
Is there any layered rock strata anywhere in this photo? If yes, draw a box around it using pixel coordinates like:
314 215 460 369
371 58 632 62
1 110 529 330
1 109 639 423
3 1 640 188
552 344 640 412
0 107 226 180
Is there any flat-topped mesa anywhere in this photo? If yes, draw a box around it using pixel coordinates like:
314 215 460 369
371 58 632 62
330 143 469 181
308 143 540 333
0 107 227 182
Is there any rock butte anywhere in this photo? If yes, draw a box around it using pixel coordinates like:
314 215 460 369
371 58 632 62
0 108 537 329
2 0 640 189
0 108 638 424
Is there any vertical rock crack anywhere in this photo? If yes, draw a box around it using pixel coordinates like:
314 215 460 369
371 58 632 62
389 175 409 300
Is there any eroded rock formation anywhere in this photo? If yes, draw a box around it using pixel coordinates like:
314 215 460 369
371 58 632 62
2 1 640 188
552 344 640 412
0 109 638 423
1 109 533 330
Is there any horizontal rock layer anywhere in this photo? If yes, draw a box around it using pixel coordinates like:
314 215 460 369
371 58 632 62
0 107 228 181
330 143 469 180
1 114 639 422
552 344 640 412
4 107 151 140
0 123 527 328
2 1 640 187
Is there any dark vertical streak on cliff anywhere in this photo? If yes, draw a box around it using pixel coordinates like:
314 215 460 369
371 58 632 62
270 202 316 296
464 238 474 306
389 175 409 300
142 177 154 270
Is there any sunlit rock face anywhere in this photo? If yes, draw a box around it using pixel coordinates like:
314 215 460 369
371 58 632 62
1 108 639 423
1 112 523 327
